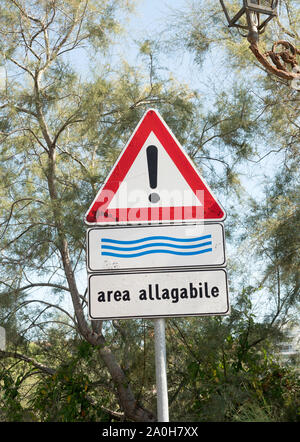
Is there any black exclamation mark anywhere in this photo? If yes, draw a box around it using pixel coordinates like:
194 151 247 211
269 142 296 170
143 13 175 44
146 145 160 203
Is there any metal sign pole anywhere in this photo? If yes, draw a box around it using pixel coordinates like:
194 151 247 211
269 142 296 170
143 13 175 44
0 326 6 351
154 318 169 422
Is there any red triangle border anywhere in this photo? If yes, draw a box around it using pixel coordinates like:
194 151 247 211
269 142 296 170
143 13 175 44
85 109 225 224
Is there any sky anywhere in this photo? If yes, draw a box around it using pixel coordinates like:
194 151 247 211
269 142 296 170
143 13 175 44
68 0 233 97
116 0 234 95
102 0 287 321
112 0 282 231
68 0 280 254
11 0 285 330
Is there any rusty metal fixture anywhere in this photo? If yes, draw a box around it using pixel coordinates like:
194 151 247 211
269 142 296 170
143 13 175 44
249 39 300 81
219 1 300 84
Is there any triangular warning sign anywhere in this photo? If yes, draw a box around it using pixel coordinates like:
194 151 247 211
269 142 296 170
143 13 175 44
85 109 226 224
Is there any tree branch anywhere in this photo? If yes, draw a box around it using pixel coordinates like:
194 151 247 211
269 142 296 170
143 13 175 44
0 350 55 375
4 299 76 326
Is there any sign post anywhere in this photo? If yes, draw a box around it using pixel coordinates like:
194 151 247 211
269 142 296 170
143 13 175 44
0 326 6 351
154 318 169 422
84 109 229 421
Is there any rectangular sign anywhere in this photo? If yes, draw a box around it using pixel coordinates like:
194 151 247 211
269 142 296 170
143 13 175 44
87 223 226 273
88 268 229 320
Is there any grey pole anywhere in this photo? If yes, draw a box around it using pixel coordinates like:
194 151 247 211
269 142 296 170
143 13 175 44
0 326 6 351
154 318 169 422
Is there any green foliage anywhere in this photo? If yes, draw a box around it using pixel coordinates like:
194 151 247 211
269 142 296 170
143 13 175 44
0 0 299 423
0 337 114 422
29 341 108 422
0 372 24 422
167 314 300 422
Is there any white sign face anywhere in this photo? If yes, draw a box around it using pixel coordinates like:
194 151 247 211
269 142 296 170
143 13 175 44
87 223 226 273
88 268 229 320
0 326 5 351
108 132 202 210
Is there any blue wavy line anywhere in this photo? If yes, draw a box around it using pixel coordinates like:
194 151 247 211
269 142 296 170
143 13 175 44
101 234 212 245
101 248 213 258
102 241 212 252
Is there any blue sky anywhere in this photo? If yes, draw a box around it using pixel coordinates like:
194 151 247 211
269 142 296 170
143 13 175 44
69 0 231 95
118 0 231 94
65 0 282 220
13 0 283 329
65 0 282 224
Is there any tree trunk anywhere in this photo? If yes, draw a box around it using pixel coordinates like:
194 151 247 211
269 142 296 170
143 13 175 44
43 109 155 422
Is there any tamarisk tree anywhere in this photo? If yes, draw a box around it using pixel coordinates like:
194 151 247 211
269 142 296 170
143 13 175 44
0 0 200 421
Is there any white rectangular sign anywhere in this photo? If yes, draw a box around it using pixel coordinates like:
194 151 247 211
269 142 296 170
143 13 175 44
87 223 226 273
88 268 229 320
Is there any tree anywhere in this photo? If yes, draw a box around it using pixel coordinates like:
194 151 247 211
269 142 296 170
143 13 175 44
165 0 300 319
152 0 300 421
1 0 299 422
0 0 203 421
